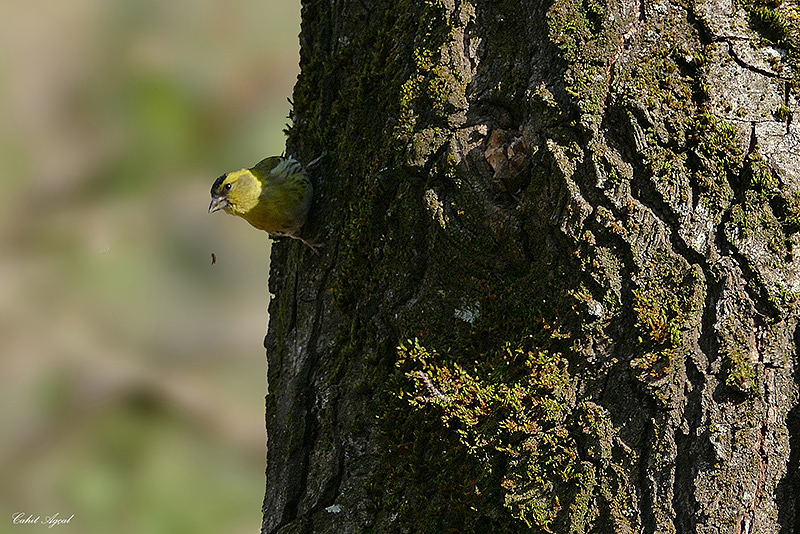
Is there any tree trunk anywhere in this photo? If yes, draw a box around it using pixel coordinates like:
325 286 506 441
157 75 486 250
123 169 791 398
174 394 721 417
262 0 800 532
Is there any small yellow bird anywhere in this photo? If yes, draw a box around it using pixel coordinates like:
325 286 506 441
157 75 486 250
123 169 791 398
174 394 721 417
209 156 317 250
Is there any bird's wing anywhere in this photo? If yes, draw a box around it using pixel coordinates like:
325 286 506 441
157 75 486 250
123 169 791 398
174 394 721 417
250 156 281 180
251 157 304 185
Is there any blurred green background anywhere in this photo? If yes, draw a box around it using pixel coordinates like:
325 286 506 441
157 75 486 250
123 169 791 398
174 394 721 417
0 0 300 532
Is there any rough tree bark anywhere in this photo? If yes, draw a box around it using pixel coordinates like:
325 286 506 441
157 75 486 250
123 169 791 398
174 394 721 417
262 0 800 532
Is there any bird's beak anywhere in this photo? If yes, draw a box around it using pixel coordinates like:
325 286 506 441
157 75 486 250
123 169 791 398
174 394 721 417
208 196 228 213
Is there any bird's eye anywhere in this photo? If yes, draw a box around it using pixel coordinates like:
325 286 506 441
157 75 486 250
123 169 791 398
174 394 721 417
224 183 232 191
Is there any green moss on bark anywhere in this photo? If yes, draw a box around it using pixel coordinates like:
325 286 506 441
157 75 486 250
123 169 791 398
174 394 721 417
270 0 800 530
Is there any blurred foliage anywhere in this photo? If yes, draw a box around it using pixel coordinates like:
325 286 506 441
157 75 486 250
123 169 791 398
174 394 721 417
0 0 300 532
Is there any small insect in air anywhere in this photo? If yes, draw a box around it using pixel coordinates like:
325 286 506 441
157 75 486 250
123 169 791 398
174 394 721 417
211 253 217 265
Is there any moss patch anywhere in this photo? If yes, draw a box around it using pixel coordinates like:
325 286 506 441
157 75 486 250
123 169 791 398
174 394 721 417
390 338 638 533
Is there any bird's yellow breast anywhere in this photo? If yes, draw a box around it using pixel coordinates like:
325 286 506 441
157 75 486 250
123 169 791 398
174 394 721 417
236 174 311 236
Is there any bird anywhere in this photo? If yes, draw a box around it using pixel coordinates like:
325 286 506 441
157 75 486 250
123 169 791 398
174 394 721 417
209 156 318 250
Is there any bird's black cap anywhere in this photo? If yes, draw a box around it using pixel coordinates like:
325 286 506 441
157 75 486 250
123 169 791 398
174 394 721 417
210 174 227 196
